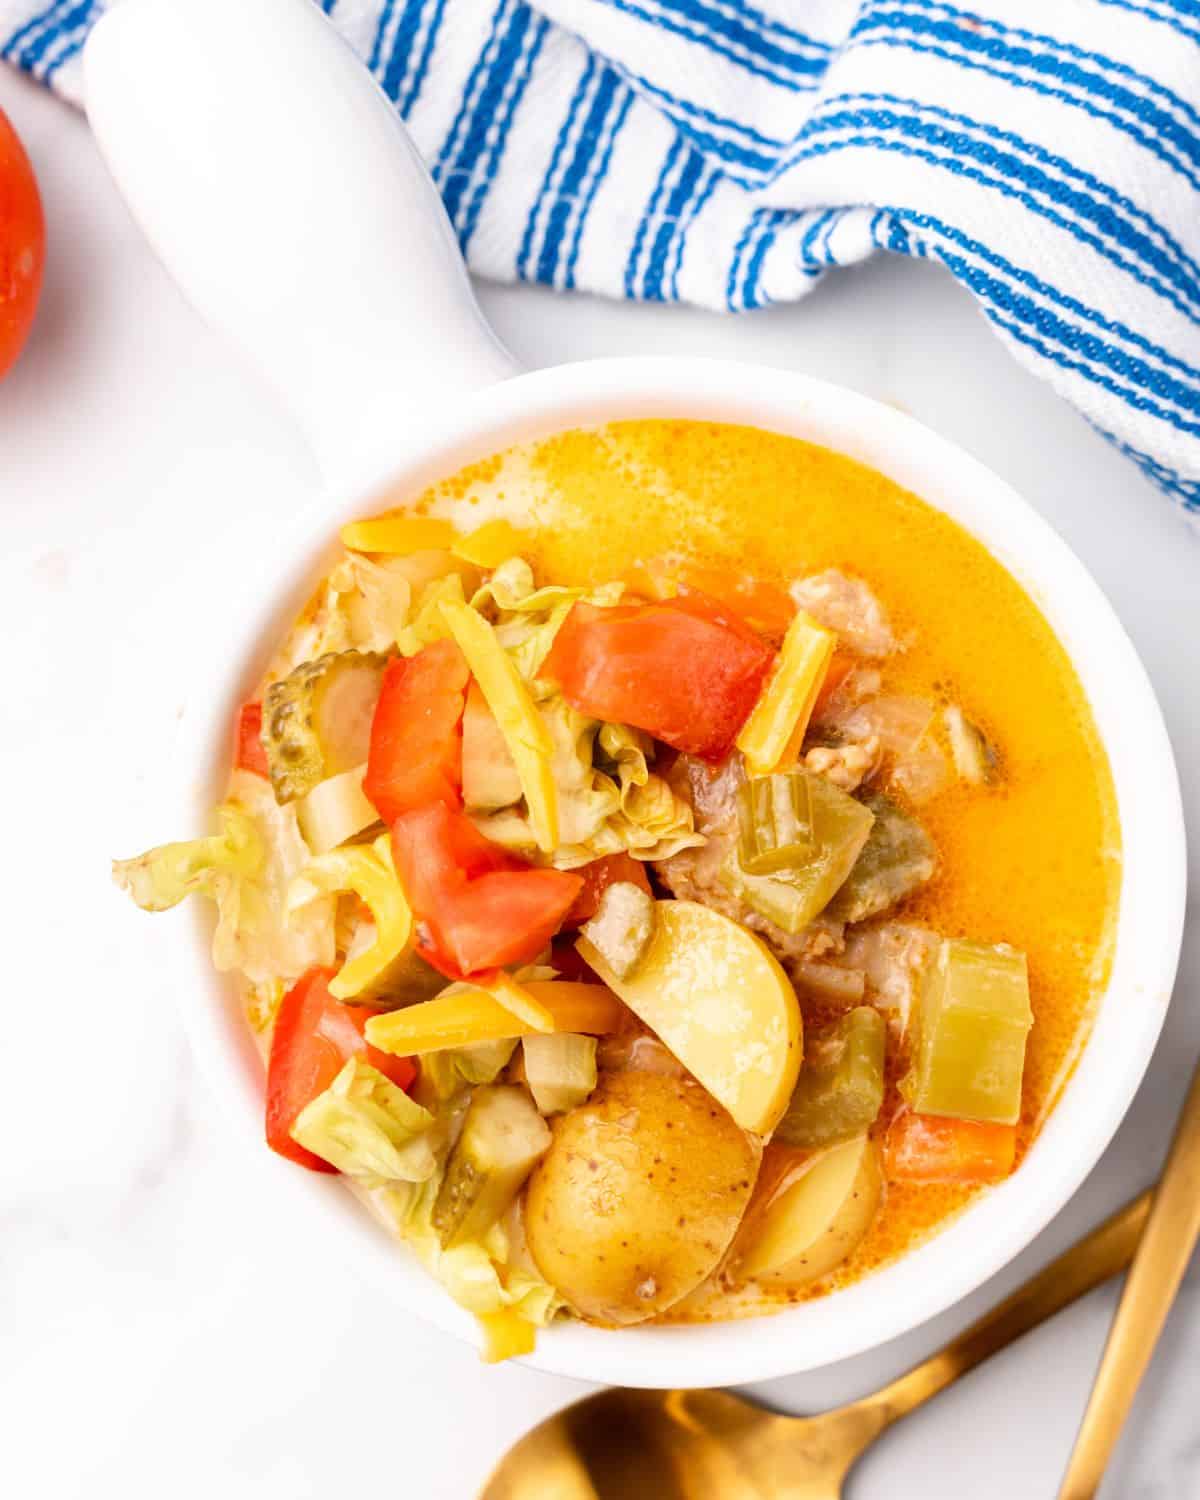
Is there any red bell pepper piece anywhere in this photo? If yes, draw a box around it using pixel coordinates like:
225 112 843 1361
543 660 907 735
265 968 417 1172
364 640 470 822
391 805 582 979
542 595 774 761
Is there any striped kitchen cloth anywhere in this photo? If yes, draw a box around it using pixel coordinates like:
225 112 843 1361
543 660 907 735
4 0 1199 513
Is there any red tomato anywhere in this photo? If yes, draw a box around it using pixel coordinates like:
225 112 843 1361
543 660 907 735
549 936 601 984
0 108 44 380
234 702 270 779
542 597 774 761
265 968 417 1172
560 852 652 928
364 640 470 822
391 805 582 978
628 559 797 641
883 1111 1016 1185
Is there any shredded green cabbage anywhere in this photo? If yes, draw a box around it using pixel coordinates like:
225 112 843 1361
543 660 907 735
291 1058 437 1183
374 1176 564 1331
112 771 336 986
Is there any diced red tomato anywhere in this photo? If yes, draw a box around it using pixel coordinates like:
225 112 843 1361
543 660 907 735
883 1111 1017 1185
234 702 270 779
364 640 470 822
265 968 417 1172
549 936 602 984
0 107 44 381
626 560 796 641
542 597 775 762
561 852 652 928
391 805 582 979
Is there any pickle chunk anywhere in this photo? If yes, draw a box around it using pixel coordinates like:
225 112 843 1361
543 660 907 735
775 1007 886 1149
827 793 936 923
902 939 1032 1125
432 1085 551 1248
263 650 386 804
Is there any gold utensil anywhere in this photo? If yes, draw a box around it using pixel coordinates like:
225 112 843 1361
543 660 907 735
1059 1061 1200 1499
481 1191 1150 1500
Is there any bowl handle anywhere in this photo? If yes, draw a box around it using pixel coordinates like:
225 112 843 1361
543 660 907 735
84 0 519 484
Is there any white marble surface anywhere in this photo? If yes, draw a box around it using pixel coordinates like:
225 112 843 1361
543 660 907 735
2 66 1197 1500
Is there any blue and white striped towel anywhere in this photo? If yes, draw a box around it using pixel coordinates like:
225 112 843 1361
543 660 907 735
5 0 1200 513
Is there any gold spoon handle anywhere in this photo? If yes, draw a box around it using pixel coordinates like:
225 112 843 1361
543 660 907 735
861 1189 1151 1431
1058 1062 1200 1500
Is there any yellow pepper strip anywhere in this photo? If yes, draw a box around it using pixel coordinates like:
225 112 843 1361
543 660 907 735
736 610 836 776
478 1308 538 1363
438 597 559 852
287 833 412 1000
452 519 534 568
477 971 555 1032
520 981 626 1034
340 515 459 554
364 979 622 1056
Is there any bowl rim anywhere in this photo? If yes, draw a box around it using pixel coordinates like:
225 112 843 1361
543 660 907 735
160 355 1186 1388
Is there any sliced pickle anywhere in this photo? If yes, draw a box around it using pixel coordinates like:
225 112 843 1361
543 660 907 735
827 793 936 923
263 650 386 804
775 1007 886 1149
432 1085 551 1248
724 770 874 932
338 936 445 1009
901 938 1032 1125
295 764 380 854
736 773 816 874
579 881 656 979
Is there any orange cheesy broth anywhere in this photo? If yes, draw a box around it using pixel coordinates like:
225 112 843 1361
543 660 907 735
385 417 1121 1315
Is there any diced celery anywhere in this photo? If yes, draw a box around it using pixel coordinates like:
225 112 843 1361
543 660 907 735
736 773 816 875
432 1086 551 1248
775 1007 886 1148
579 881 656 978
901 938 1032 1125
736 609 836 776
522 1033 598 1114
724 770 874 932
827 793 936 923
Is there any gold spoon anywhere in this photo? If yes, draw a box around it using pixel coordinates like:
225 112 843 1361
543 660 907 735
1059 1060 1200 1498
481 1191 1150 1500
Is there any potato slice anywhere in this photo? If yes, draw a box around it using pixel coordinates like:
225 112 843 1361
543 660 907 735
736 1134 882 1286
577 899 802 1136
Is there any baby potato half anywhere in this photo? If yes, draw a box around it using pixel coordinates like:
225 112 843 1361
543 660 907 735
524 1070 760 1326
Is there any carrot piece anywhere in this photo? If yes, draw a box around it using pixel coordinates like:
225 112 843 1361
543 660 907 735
883 1111 1017 1184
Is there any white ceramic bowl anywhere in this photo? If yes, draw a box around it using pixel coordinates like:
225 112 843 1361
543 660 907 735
86 0 1186 1389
